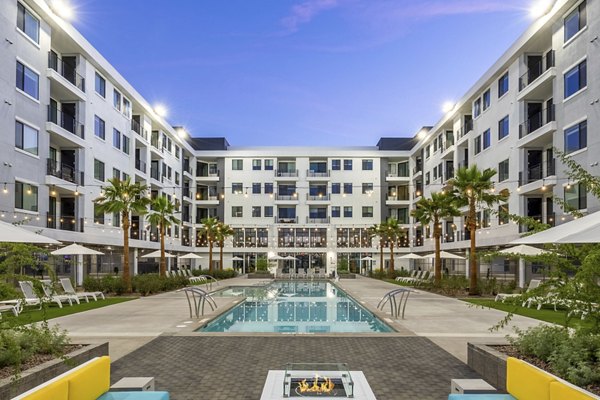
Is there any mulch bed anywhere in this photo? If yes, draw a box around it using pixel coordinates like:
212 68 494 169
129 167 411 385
493 345 600 396
0 344 84 380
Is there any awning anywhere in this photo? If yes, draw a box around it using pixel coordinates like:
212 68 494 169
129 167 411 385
0 220 60 244
511 211 600 244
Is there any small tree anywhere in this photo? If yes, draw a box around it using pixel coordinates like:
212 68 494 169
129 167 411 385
368 223 387 274
215 223 234 270
384 218 405 276
255 256 269 273
146 196 180 277
200 217 219 272
94 178 150 292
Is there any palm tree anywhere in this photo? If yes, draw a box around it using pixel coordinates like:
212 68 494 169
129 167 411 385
200 217 219 272
368 223 387 274
215 223 234 270
384 217 405 275
411 192 460 284
94 177 150 292
449 165 509 295
146 196 180 277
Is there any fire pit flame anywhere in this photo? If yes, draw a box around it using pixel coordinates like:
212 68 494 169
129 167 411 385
297 374 335 395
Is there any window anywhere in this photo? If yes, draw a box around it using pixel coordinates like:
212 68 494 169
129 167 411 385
482 89 491 111
362 183 373 194
175 172 180 185
473 98 481 118
565 183 587 210
564 1 586 42
398 162 409 177
332 159 341 170
232 159 243 170
425 172 430 185
362 159 373 170
499 204 509 225
362 207 373 218
343 183 352 194
564 120 587 154
264 206 273 218
331 206 340 218
15 120 38 155
94 116 105 140
16 61 38 99
122 135 130 155
94 159 105 181
112 168 120 179
113 90 122 111
332 183 341 194
252 206 261 218
498 72 509 97
252 159 261 170
265 183 273 194
425 145 430 159
474 135 482 155
17 3 39 43
232 206 243 218
482 210 491 228
498 116 509 140
483 129 491 150
95 73 106 97
343 206 353 218
113 212 120 227
264 159 273 170
113 128 121 149
15 181 37 212
122 172 129 181
252 183 261 194
175 146 180 159
232 183 243 194
343 159 352 170
498 159 509 182
433 138 438 153
122 98 131 118
94 204 104 224
564 60 587 98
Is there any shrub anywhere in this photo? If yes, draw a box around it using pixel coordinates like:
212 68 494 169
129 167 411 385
255 256 269 272
83 276 127 295
132 274 189 296
0 281 19 301
0 325 69 372
509 325 570 361
194 269 237 279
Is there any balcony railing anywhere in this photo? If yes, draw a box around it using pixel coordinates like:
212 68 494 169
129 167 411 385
46 159 84 185
47 213 83 232
306 194 330 201
519 105 555 138
444 165 455 181
48 52 85 92
47 105 85 139
306 217 330 224
131 118 148 141
306 170 330 178
150 166 160 181
456 119 474 140
386 170 410 178
275 216 298 224
275 194 298 201
135 159 146 173
183 162 193 175
387 194 409 201
275 169 298 178
519 51 555 91
413 165 422 175
196 170 219 178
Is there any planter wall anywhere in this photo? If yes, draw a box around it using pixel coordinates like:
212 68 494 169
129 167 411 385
0 342 109 400
338 273 357 279
467 343 508 392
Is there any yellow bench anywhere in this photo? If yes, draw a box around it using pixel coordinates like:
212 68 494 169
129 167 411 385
12 356 169 400
448 357 598 400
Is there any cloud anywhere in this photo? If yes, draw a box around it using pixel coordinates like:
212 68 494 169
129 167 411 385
280 0 341 33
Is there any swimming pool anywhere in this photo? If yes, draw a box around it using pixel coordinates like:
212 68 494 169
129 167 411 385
199 281 393 333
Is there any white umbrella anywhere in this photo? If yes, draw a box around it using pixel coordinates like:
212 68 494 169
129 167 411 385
511 211 600 244
423 251 465 260
497 245 550 257
141 250 176 258
284 255 298 260
178 253 203 259
0 220 60 244
397 253 423 259
51 243 103 256
360 256 375 261
268 255 286 260
231 256 244 261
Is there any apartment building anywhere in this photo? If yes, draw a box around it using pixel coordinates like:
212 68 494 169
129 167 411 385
0 0 597 278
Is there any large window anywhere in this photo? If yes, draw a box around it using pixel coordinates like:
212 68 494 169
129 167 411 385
473 98 481 118
17 2 39 43
362 159 373 170
15 120 38 155
498 159 509 182
264 159 273 170
564 120 587 154
232 206 243 218
113 90 122 111
232 159 243 170
252 206 261 218
331 159 341 170
482 89 491 111
564 1 586 42
16 61 39 99
94 115 105 140
113 128 121 149
252 159 261 170
15 181 37 212
564 60 587 98
343 183 352 194
122 135 130 155
265 183 273 194
252 183 261 194
343 206 353 218
362 206 373 218
362 183 373 194
474 135 482 155
498 116 509 140
232 183 243 193
94 204 105 224
264 206 273 218
331 206 340 218
343 159 353 170
332 183 340 194
95 72 106 97
94 159 105 181
498 72 509 97
564 183 587 210
483 129 491 150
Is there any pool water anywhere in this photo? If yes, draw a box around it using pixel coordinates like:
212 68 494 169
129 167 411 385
199 281 393 333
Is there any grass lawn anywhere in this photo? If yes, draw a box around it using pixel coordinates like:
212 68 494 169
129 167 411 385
463 298 593 330
3 297 137 326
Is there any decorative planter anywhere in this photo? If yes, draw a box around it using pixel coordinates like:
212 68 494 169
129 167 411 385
467 343 508 392
0 342 109 400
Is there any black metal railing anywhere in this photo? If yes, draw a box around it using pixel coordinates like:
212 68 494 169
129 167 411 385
444 164 455 181
546 158 555 177
456 119 474 140
131 118 148 141
275 216 298 224
46 159 84 185
135 159 146 173
48 52 85 92
519 105 555 138
519 51 555 91
196 170 219 178
307 170 330 178
306 216 330 224
306 194 330 201
47 105 85 139
150 166 160 181
386 170 410 178
519 158 556 185
413 164 422 175
47 213 83 232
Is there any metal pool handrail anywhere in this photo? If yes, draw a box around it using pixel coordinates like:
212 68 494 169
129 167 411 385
377 288 411 319
196 275 219 290
181 287 218 318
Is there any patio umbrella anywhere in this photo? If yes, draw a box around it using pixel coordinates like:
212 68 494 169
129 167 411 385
51 243 103 286
284 255 298 260
231 256 244 261
497 245 550 257
178 253 203 259
423 251 465 259
511 211 600 244
0 220 60 244
141 250 176 258
397 253 423 259
360 256 375 261
268 255 286 260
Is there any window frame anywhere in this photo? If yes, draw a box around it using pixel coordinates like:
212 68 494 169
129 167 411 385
498 159 509 182
94 159 105 181
564 59 587 99
16 60 39 100
16 2 40 44
343 159 353 171
564 1 587 43
95 72 106 97
15 119 39 156
14 181 38 212
232 159 243 171
498 72 509 98
483 129 491 150
362 159 373 171
564 120 587 154
94 115 105 140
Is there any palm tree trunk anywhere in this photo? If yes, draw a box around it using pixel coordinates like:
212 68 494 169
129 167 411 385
159 222 166 277
379 239 384 274
219 240 224 270
469 201 478 295
122 211 132 293
208 241 213 272
434 220 441 285
389 241 395 275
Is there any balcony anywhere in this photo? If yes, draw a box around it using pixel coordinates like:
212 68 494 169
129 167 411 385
47 52 85 99
412 164 422 176
46 159 84 186
150 166 161 182
519 51 555 93
444 164 455 182
275 216 298 224
196 195 219 205
47 105 85 143
456 119 473 142
182 162 193 177
386 171 410 181
275 170 299 179
386 194 410 205
47 213 83 232
306 170 330 180
306 193 330 201
135 159 147 174
306 216 330 224
275 194 299 203
196 171 220 181
518 106 556 147
131 119 148 142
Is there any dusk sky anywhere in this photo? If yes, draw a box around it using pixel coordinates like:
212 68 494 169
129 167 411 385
72 1 534 146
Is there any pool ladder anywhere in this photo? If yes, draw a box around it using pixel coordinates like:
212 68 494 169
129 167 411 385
181 287 218 318
377 288 411 319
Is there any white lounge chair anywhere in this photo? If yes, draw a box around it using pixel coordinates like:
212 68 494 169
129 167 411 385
40 279 77 306
495 279 542 302
0 300 22 318
19 281 64 308
396 271 418 282
60 278 105 302
182 268 206 283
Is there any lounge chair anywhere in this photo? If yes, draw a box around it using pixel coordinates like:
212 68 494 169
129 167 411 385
182 268 206 283
495 279 542 302
401 270 425 283
396 271 418 282
40 279 78 305
60 278 105 301
0 300 22 318
19 280 64 308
